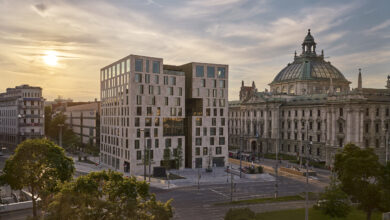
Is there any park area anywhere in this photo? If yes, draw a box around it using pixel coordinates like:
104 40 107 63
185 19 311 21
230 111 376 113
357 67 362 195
225 207 382 220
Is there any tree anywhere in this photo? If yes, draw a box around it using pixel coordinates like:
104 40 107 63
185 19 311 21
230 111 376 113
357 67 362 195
0 139 74 218
175 145 183 170
316 177 351 218
334 143 383 220
379 163 390 212
44 106 53 135
45 170 173 220
163 148 171 170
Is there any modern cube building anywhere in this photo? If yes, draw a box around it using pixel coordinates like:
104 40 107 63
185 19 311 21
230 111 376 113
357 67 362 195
0 85 45 151
64 101 100 147
100 55 228 175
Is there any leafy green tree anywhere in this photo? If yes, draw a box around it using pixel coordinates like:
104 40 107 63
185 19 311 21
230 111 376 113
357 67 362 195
334 143 383 220
44 106 52 135
175 145 183 170
0 139 74 218
45 170 173 220
46 112 67 141
379 163 390 211
316 177 351 218
163 148 171 170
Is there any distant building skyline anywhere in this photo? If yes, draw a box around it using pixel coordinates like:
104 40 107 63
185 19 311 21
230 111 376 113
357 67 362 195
0 0 390 101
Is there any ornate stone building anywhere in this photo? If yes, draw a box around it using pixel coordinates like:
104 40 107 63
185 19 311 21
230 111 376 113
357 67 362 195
228 30 390 166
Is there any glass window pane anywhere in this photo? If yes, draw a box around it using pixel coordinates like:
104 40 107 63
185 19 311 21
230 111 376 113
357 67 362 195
135 59 143 72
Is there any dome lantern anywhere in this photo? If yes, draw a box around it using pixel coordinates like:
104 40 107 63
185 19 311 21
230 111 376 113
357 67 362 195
302 29 317 55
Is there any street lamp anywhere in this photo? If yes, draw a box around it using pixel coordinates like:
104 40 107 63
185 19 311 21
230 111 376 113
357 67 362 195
384 127 389 164
305 136 312 220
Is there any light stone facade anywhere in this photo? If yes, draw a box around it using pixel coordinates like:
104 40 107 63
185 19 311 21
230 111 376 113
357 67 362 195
100 55 228 175
228 30 390 166
64 101 100 147
0 85 45 151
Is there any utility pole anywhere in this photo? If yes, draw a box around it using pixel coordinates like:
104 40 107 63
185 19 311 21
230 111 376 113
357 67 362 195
274 112 279 199
197 168 201 190
58 124 64 147
385 128 389 164
240 135 243 178
305 123 311 220
230 170 234 202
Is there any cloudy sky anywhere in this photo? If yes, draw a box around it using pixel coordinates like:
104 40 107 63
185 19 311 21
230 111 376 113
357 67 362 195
1 0 389 101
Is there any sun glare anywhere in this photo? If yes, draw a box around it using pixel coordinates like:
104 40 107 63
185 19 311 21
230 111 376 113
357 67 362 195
43 51 58 66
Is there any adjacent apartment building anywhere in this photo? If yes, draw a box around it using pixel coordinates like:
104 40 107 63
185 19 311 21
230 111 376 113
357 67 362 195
0 85 45 151
64 101 100 147
100 55 228 175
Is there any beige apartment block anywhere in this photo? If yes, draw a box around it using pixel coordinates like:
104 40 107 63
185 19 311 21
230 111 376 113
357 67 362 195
100 55 228 175
0 85 45 151
64 101 100 147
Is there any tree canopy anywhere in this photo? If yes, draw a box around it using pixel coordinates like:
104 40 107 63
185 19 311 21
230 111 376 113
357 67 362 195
45 170 173 220
0 139 74 218
334 143 388 220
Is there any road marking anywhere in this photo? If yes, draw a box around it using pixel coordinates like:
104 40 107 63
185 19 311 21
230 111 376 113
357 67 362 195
209 188 229 198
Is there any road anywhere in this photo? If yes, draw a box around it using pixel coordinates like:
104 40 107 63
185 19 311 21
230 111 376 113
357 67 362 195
152 174 326 220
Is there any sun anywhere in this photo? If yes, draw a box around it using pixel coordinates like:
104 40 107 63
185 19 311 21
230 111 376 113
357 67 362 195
43 51 58 66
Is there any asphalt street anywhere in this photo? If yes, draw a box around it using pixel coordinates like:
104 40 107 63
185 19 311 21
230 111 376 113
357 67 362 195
152 174 325 220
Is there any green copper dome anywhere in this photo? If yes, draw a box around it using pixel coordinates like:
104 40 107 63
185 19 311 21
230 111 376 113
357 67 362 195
270 30 349 85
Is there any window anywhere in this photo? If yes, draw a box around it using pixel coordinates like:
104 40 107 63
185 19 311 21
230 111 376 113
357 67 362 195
145 74 150 83
147 107 152 116
157 107 161 116
221 118 225 126
168 87 174 95
317 110 321 117
212 118 216 126
164 76 168 85
217 67 225 78
146 60 150 73
196 65 204 77
135 59 143 72
136 107 142 116
216 147 222 155
196 128 200 136
195 147 200 156
376 108 380 117
219 80 225 88
179 88 183 96
138 85 144 94
210 137 214 145
165 97 169 105
135 73 142 83
339 108 343 117
207 66 215 78
135 140 140 149
203 147 208 155
339 122 343 133
136 95 142 105
203 127 207 136
152 61 160 73
136 151 142 160
149 85 154 94
175 98 180 106
201 79 206 87
169 76 176 85
219 137 225 145
135 118 140 127
155 75 159 84
195 138 202 146
210 127 216 136
126 59 130 72
155 118 160 126
155 139 159 148
195 118 202 126
164 138 172 148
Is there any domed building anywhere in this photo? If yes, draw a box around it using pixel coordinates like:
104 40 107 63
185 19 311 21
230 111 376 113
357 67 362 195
270 29 350 95
229 30 390 166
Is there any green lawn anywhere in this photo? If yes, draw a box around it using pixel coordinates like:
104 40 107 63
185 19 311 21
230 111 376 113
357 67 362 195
215 195 304 206
256 208 381 220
